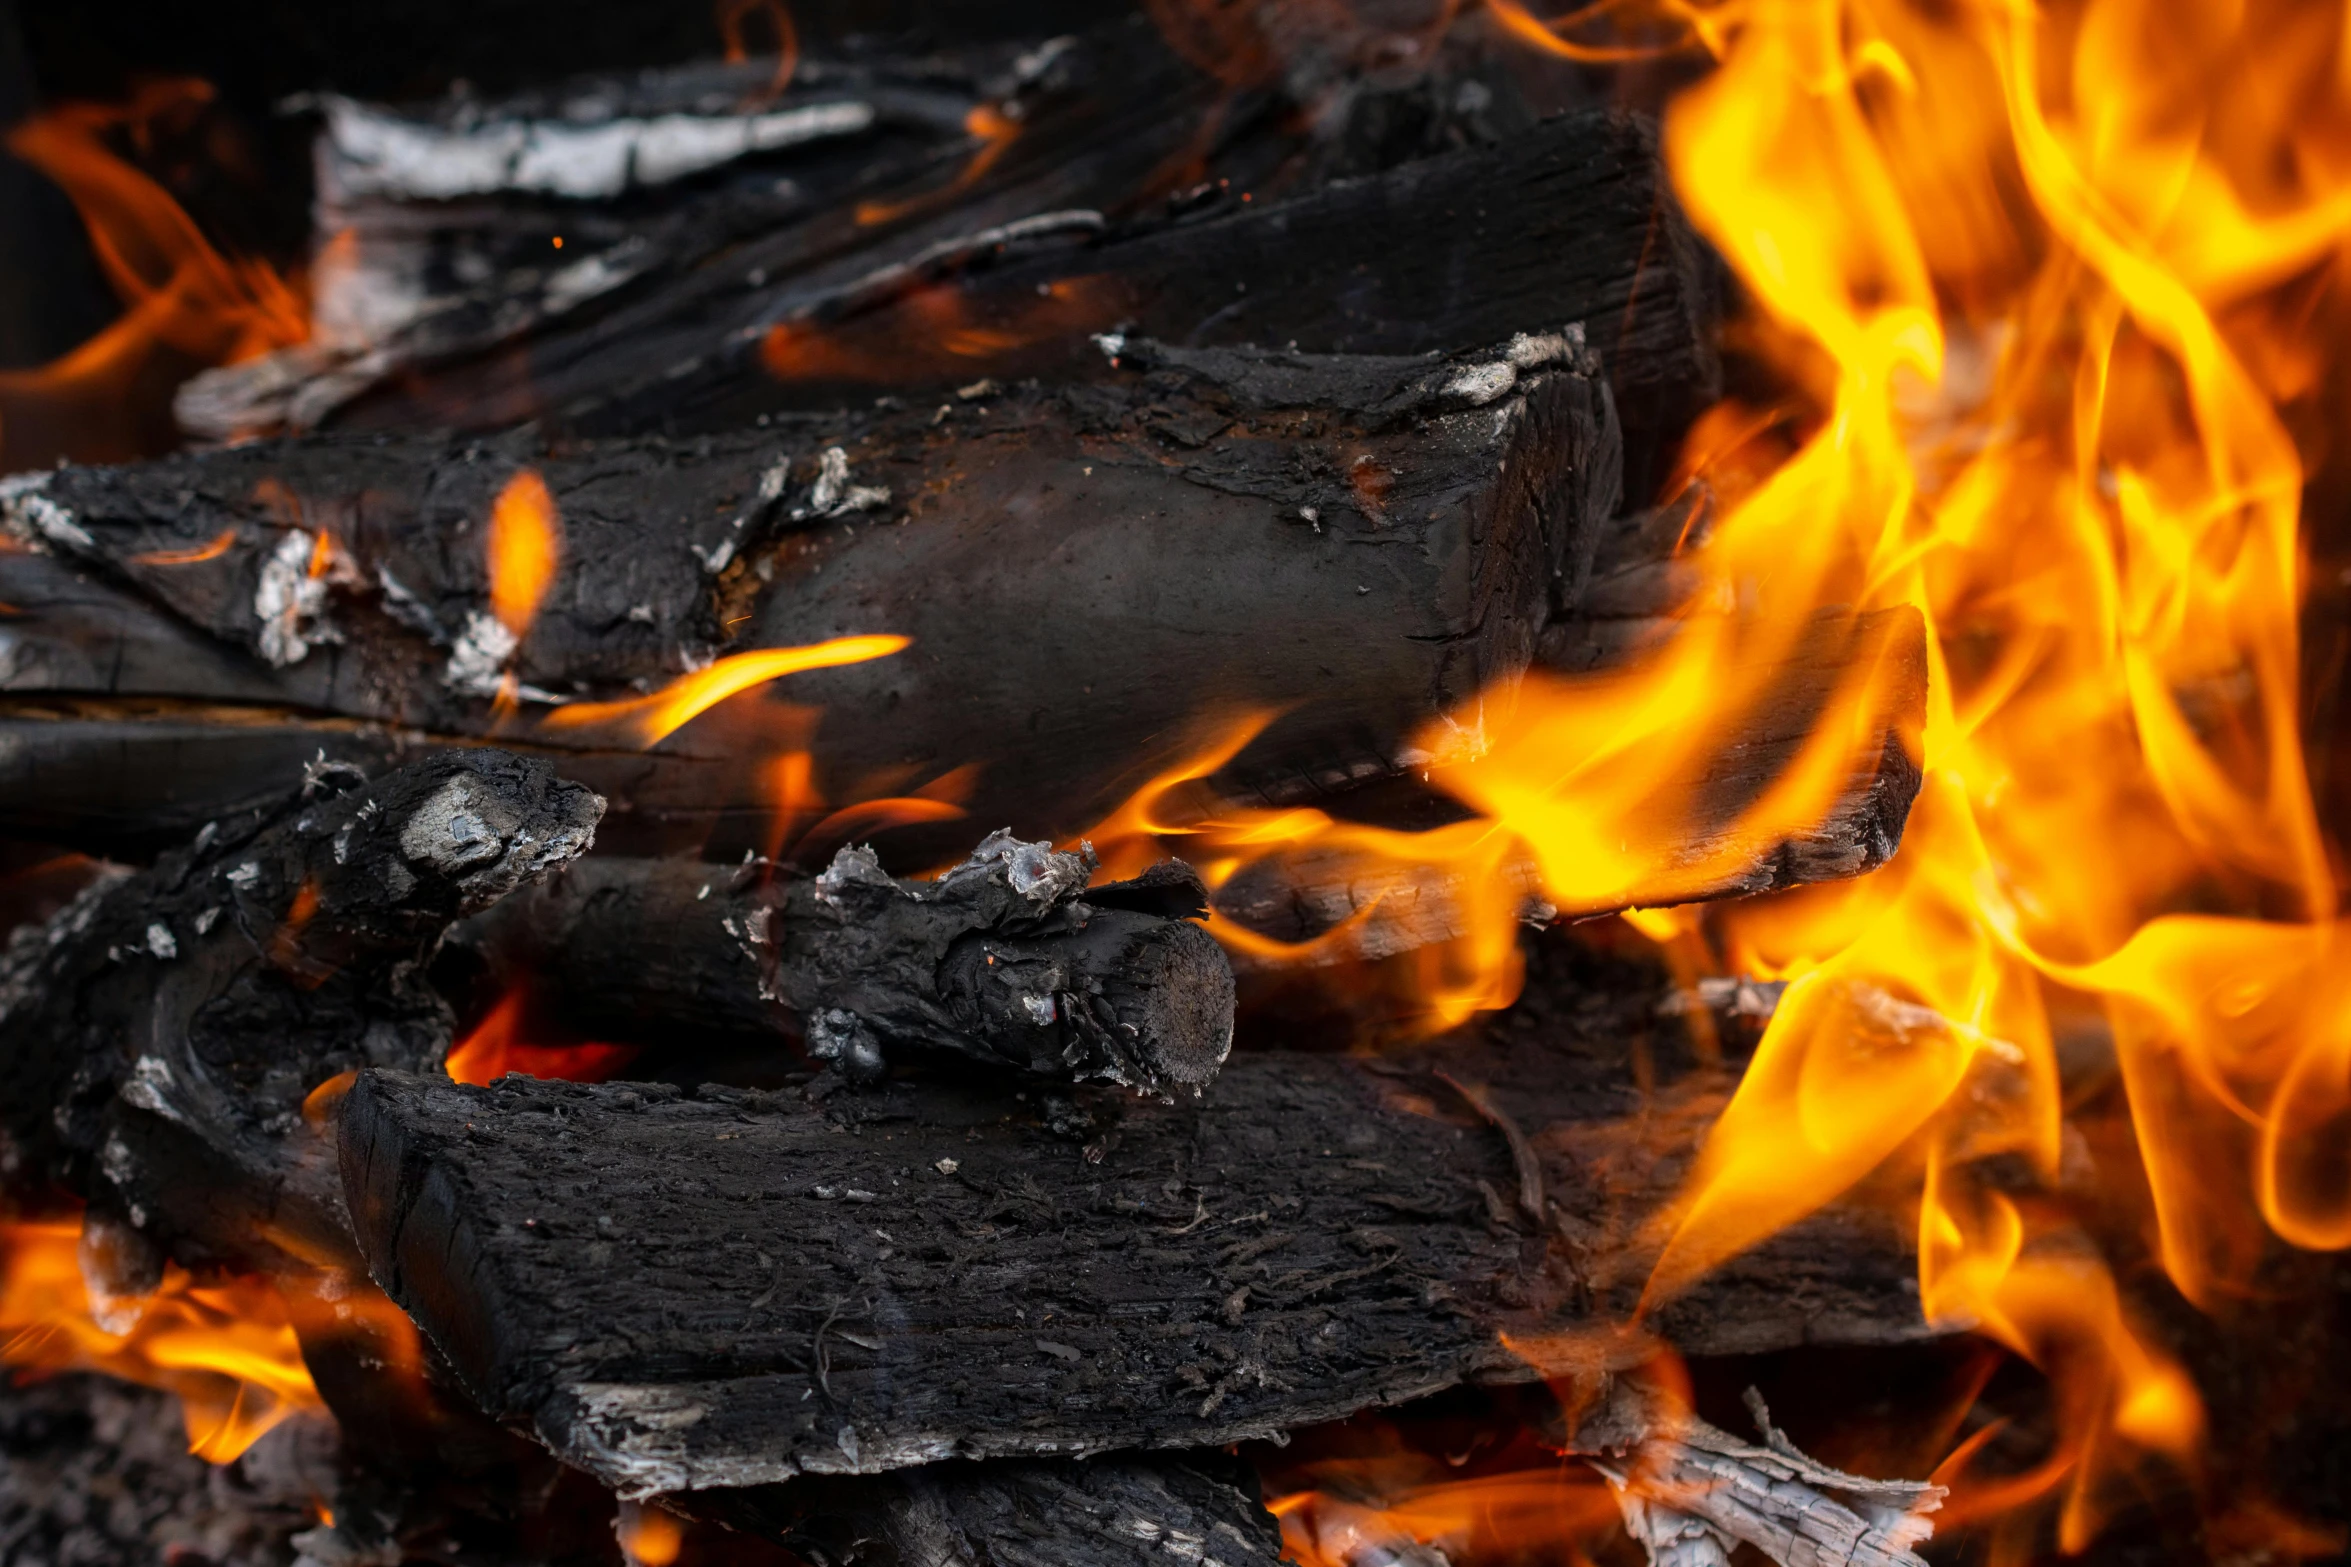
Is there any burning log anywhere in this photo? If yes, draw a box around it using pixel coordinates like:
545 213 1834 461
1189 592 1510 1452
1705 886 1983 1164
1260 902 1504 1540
1210 601 1927 965
454 839 1235 1095
0 749 602 1274
0 331 1618 867
334 977 1932 1506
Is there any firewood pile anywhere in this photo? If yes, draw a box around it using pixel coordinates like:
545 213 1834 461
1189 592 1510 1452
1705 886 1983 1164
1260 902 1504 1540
30 3 2343 1566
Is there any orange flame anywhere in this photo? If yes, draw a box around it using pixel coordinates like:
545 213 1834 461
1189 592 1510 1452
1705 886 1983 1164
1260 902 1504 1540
488 469 562 641
444 990 640 1086
716 0 799 104
1065 0 2351 1541
854 104 1023 228
1 1218 322 1462
0 79 308 465
1433 0 2351 1540
539 634 909 746
128 528 238 567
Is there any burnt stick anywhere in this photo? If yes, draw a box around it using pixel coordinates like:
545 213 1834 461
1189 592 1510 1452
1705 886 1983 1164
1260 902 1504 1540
454 840 1236 1096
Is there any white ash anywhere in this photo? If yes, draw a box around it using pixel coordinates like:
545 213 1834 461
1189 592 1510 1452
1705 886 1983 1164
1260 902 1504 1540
253 530 340 667
1660 975 1788 1022
946 829 1093 905
314 93 877 203
442 610 519 696
794 446 891 519
1 474 98 556
1577 1384 1944 1567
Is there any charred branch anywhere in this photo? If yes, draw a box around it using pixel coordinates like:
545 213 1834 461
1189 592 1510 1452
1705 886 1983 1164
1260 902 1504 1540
455 840 1235 1096
0 749 601 1272
335 984 1932 1505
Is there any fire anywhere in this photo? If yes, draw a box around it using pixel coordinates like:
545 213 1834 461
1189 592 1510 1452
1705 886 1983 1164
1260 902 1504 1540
854 104 1023 228
540 634 909 746
488 468 562 641
0 1217 322 1462
1081 0 2351 1541
444 990 640 1086
760 275 1119 387
0 79 308 466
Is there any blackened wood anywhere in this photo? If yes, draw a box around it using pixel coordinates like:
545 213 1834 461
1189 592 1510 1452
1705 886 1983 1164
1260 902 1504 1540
2 333 1614 868
336 965 1929 1502
704 1452 1287 1567
334 107 1714 501
456 840 1234 1095
0 748 601 1271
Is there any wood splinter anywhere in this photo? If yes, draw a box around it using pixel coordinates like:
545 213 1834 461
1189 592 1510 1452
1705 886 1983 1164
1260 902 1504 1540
1572 1383 1945 1567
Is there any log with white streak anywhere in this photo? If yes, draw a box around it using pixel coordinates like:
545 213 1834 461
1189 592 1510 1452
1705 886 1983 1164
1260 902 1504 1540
1578 1385 1944 1567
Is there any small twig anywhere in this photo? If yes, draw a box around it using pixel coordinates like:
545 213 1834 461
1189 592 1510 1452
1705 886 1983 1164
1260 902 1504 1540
1435 1070 1544 1223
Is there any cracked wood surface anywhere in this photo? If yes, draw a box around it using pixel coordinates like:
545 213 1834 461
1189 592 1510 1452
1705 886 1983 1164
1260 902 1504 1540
338 947 1931 1502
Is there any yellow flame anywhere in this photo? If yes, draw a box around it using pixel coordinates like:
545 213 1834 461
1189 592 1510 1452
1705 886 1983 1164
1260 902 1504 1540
540 634 909 746
487 468 562 640
1 1218 322 1462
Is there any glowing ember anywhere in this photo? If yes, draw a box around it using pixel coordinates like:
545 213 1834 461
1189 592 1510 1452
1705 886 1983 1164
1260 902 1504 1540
540 633 909 746
0 1218 321 1462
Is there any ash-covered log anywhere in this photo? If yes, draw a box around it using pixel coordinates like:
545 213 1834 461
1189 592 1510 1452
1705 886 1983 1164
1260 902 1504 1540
456 838 1234 1095
336 967 1931 1505
0 749 601 1275
1 331 1617 865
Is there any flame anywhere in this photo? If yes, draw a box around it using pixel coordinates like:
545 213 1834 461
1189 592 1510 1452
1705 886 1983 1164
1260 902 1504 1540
1064 0 2351 1540
1414 0 2351 1540
0 79 308 465
129 528 238 567
716 0 799 104
760 276 1119 387
1272 1468 1623 1567
618 1501 687 1567
538 634 909 746
1481 0 1723 63
445 990 640 1086
854 104 1023 228
488 469 562 641
0 1218 322 1462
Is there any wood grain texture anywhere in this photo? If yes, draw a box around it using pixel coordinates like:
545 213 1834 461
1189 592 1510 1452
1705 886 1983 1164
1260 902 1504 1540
338 948 1930 1502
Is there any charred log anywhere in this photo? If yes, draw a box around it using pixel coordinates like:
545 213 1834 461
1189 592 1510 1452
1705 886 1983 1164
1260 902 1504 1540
336 970 1931 1505
455 839 1235 1096
320 105 1713 500
0 749 601 1273
1 332 1617 867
